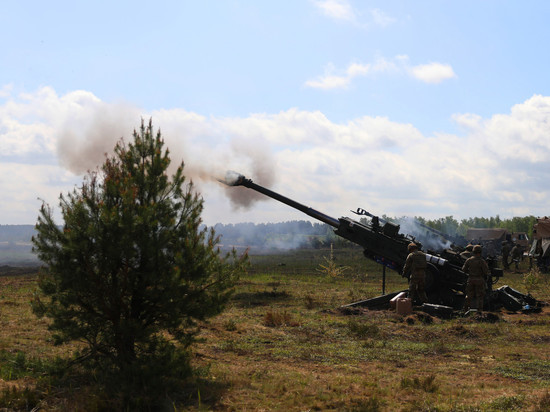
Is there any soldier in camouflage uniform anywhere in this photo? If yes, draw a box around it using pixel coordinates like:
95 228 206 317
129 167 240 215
462 244 489 312
510 243 523 271
460 244 474 261
402 242 428 305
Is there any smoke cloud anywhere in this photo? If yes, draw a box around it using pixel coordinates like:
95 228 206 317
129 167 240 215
223 139 275 209
398 216 452 252
57 101 140 174
55 101 275 210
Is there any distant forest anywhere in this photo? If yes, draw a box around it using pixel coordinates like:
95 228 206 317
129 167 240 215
213 220 337 251
213 214 540 251
0 215 541 265
413 215 539 239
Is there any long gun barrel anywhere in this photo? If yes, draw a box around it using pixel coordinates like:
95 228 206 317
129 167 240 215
224 173 411 271
231 175 340 228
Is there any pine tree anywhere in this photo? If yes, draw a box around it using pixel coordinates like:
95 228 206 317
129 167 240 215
32 119 247 395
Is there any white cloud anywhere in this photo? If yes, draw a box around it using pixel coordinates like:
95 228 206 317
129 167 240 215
305 62 368 90
0 162 80 224
1 87 549 225
454 95 550 163
0 87 59 157
0 84 13 98
306 56 455 90
409 62 457 84
312 0 355 22
304 73 352 90
369 8 396 27
312 1 395 28
346 63 370 77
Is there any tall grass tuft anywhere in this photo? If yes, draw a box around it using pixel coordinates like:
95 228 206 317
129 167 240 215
400 374 438 393
223 319 238 331
348 319 380 339
317 243 350 278
264 310 297 327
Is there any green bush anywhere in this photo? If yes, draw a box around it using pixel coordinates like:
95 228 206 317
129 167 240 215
31 120 248 406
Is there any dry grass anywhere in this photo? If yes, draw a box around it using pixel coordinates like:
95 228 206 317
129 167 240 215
0 250 549 411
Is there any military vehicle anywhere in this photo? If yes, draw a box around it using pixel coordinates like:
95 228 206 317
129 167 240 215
530 217 550 273
465 228 530 258
223 173 542 313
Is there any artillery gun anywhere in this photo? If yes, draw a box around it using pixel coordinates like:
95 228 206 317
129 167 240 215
224 173 541 313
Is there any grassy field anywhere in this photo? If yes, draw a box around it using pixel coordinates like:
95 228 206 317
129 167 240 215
0 247 549 411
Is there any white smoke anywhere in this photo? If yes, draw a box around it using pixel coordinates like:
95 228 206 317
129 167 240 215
57 101 140 174
398 216 452 252
55 101 276 210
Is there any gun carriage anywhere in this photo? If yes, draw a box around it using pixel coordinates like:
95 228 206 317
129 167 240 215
225 173 539 312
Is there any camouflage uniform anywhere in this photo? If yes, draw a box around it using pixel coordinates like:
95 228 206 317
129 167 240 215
403 248 428 304
460 244 473 261
510 244 522 271
501 242 511 269
462 249 489 311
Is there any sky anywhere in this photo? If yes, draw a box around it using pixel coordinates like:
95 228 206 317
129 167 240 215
1 0 550 228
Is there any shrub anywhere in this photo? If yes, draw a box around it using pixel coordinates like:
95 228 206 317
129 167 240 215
32 120 248 404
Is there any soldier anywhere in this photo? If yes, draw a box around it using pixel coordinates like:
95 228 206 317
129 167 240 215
462 244 489 312
501 241 511 270
460 244 474 261
510 243 523 271
402 242 428 305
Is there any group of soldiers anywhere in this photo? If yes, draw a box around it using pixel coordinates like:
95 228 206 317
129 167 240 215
402 241 506 313
460 241 523 271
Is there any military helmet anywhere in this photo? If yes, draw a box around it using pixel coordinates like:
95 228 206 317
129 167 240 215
408 242 418 252
473 245 482 254
465 244 473 251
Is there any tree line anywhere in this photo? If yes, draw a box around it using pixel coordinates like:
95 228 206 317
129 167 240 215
212 214 540 251
412 215 538 239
